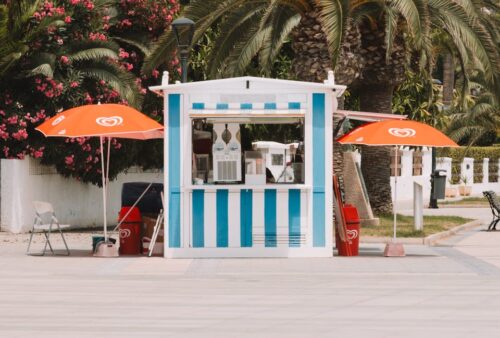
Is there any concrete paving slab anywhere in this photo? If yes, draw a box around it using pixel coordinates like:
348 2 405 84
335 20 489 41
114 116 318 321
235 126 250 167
1 229 500 337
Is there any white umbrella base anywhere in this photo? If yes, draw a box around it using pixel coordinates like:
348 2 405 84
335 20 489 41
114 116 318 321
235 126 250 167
383 242 405 257
94 242 119 258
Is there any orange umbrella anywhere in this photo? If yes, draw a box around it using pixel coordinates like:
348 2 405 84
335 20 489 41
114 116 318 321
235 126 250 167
336 119 458 256
336 120 458 147
36 104 163 252
36 103 163 139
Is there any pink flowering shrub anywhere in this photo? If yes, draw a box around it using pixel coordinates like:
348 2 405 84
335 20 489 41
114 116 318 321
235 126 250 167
0 0 180 185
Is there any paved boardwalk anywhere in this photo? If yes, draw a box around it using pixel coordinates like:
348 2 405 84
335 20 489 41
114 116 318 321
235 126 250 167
1 212 499 337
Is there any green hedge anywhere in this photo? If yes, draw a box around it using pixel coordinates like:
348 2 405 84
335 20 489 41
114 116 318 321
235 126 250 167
437 146 500 184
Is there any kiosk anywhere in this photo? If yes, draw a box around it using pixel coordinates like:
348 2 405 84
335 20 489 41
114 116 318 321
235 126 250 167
150 72 346 258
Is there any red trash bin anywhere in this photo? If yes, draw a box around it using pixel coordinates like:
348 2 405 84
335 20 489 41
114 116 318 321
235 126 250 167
336 204 360 256
118 206 142 255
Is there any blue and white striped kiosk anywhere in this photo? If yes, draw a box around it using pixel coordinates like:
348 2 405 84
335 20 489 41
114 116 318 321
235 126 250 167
150 72 346 258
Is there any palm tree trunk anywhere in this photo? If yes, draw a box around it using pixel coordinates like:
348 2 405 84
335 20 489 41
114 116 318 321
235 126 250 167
290 10 331 82
442 52 454 109
359 84 394 215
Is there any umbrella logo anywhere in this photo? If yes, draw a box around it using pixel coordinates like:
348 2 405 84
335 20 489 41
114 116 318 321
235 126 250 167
119 228 131 239
51 115 65 126
346 229 358 240
96 116 123 127
389 128 416 138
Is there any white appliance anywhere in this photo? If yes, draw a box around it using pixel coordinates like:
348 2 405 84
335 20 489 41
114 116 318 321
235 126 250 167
244 151 266 185
212 123 241 182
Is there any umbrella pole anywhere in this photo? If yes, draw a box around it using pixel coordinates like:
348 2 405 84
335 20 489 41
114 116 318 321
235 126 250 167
106 137 111 204
100 136 108 242
393 146 397 241
384 145 405 256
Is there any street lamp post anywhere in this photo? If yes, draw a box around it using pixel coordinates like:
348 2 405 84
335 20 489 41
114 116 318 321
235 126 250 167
172 17 195 83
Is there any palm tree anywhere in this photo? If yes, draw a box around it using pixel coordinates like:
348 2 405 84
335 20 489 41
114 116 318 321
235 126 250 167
447 75 499 146
0 0 63 76
145 0 499 214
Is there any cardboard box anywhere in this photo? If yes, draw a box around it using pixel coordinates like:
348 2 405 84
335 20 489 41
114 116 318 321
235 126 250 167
142 215 164 242
142 237 164 256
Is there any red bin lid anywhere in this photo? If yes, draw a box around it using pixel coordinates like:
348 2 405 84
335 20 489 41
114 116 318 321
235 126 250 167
119 206 142 222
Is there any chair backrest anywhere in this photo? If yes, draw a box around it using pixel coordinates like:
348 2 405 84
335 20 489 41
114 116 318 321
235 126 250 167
33 201 55 216
490 192 500 211
483 191 500 212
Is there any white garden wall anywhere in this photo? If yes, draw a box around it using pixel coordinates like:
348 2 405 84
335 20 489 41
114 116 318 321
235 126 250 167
1 158 163 233
353 148 499 206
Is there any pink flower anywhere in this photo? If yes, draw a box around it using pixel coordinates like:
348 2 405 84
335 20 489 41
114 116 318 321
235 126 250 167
7 116 18 124
33 150 44 158
65 155 74 165
64 16 72 23
152 69 159 78
70 0 80 5
60 55 69 64
12 129 28 140
118 49 129 59
70 81 79 88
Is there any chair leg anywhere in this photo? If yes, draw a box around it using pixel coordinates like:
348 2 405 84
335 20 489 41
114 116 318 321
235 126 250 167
41 224 55 256
26 221 37 255
492 218 500 231
56 224 70 256
43 231 55 254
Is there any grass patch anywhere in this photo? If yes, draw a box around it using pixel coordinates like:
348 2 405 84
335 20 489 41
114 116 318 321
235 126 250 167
362 214 472 238
439 196 489 206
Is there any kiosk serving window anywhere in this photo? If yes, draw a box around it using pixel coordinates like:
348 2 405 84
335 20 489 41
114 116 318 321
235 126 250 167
191 118 304 185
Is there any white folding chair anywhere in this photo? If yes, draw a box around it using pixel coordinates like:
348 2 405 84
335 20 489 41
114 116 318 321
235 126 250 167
27 201 70 256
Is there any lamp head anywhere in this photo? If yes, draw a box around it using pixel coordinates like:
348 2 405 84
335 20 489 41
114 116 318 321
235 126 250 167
172 17 195 49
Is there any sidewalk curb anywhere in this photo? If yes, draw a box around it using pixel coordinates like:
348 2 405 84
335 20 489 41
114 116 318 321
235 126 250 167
423 220 482 245
360 220 483 245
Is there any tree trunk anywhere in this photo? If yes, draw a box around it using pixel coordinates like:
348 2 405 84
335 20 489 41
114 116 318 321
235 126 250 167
442 52 454 109
290 10 332 83
359 84 394 215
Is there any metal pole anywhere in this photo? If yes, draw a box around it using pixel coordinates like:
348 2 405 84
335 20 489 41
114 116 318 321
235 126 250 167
429 147 438 208
393 146 398 241
180 49 188 83
100 136 108 242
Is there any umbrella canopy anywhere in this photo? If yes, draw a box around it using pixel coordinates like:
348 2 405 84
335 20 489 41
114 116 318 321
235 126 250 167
36 103 163 255
336 120 458 147
36 103 163 139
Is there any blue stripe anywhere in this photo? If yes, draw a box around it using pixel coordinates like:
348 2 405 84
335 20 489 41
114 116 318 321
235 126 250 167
216 190 228 247
240 189 253 247
313 192 325 247
168 94 181 248
192 190 204 248
216 103 229 110
240 103 252 110
288 102 301 110
264 189 277 247
192 102 205 109
312 93 326 247
313 93 325 190
288 189 301 247
264 102 277 109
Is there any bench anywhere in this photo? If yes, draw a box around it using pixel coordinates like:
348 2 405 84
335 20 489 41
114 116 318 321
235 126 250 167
483 191 500 231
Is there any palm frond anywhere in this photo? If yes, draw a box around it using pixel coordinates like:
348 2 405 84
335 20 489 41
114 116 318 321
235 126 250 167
78 60 142 108
316 0 344 66
207 3 266 78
